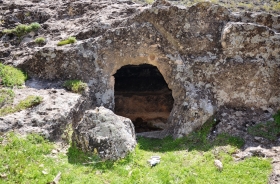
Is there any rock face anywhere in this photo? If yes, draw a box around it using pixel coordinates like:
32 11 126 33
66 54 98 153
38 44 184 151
0 80 87 140
72 107 136 160
0 0 279 138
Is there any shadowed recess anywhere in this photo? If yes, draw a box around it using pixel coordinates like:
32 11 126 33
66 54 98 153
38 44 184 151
114 64 174 133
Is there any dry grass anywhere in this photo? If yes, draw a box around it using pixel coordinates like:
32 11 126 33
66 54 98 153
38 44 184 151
133 0 280 14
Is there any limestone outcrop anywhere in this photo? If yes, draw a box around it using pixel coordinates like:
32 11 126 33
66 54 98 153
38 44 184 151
72 107 136 160
0 80 87 140
0 0 279 138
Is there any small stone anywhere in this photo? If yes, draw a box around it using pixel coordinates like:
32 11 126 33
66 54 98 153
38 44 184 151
214 159 223 171
128 170 133 177
42 170 48 175
0 173 7 178
147 156 161 167
221 113 227 117
95 170 102 175
254 136 263 141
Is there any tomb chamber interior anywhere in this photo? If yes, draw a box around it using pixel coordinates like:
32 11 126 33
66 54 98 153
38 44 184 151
114 64 174 133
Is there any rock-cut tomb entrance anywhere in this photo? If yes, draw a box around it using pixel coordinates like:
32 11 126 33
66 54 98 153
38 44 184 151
113 64 174 133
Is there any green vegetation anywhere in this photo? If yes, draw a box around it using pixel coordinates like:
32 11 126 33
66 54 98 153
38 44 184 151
274 110 280 125
0 118 272 183
237 2 253 9
57 36 77 46
2 22 40 38
144 0 154 4
0 95 42 117
147 119 245 152
34 37 46 44
0 89 14 108
63 80 87 93
273 2 280 11
0 133 54 183
0 63 37 116
0 63 27 87
248 111 280 141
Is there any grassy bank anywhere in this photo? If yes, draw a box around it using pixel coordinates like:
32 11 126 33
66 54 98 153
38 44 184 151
0 120 272 183
0 95 42 117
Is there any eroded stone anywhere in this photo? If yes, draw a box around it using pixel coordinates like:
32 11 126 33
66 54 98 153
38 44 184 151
72 107 136 160
0 0 279 138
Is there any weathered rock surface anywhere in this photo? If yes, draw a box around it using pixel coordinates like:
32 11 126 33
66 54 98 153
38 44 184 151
0 0 279 138
0 80 87 140
215 107 277 145
72 107 136 160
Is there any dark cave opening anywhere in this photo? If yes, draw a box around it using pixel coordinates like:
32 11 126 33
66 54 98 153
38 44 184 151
113 64 174 133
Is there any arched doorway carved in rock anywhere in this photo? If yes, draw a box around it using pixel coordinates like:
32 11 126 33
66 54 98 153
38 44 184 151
113 64 174 133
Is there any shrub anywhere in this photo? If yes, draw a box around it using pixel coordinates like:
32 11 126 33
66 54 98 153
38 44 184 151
63 80 87 93
0 63 27 87
0 95 42 117
57 36 77 46
29 22 40 30
0 88 15 108
3 22 41 38
34 37 45 44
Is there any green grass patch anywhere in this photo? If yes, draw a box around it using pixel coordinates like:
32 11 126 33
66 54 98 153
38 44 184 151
0 130 271 184
248 121 280 141
2 22 40 38
63 80 87 93
0 95 42 117
57 36 76 46
0 63 27 87
138 119 244 153
0 133 54 183
248 111 280 141
0 89 14 108
273 110 280 125
34 37 45 44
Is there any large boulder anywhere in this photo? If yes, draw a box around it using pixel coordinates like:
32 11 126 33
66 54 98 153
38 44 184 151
72 107 136 160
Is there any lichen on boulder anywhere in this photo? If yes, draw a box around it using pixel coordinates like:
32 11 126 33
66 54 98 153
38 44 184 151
72 107 136 160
